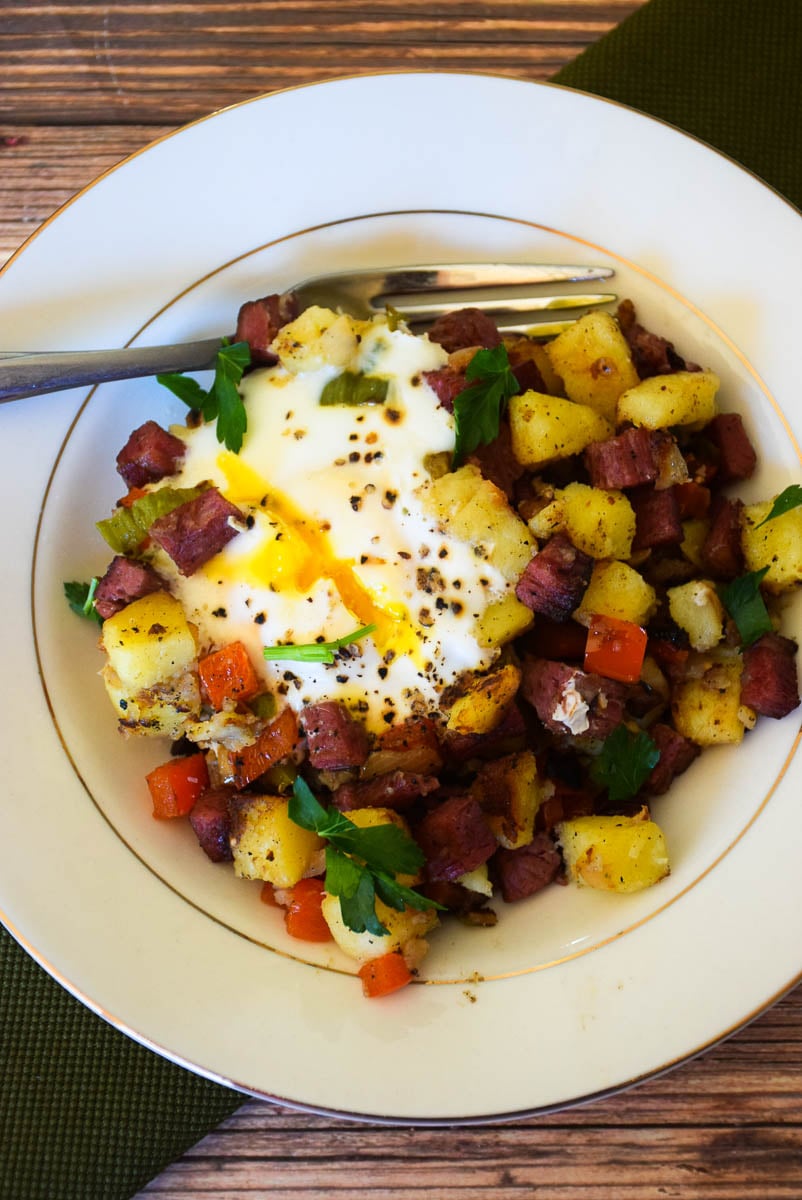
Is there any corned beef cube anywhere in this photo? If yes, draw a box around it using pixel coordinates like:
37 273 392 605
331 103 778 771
333 770 440 812
189 788 234 863
93 555 164 620
741 634 801 719
116 420 186 489
422 365 466 413
584 427 657 490
643 723 701 795
149 487 243 576
706 413 757 483
631 485 683 550
515 533 593 621
493 832 562 902
415 793 497 882
701 495 744 580
520 658 627 741
234 292 299 365
427 307 501 354
300 701 370 771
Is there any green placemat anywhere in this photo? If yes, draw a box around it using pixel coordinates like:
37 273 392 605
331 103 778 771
2 3 800 1197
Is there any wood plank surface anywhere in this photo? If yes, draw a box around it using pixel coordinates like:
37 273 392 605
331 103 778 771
4 3 802 1198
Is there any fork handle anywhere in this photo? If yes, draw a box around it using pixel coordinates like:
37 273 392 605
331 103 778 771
0 336 224 403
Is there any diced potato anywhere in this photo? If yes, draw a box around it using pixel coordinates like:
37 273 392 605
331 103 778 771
561 482 636 560
103 666 201 739
617 370 719 429
475 749 541 850
101 591 197 694
417 463 534 583
667 580 725 651
474 594 534 648
680 518 710 569
671 656 746 745
526 491 566 541
321 893 438 964
508 390 613 469
446 663 522 735
556 809 670 893
230 794 324 887
545 311 639 422
742 499 802 592
456 864 493 896
574 560 657 627
271 305 359 373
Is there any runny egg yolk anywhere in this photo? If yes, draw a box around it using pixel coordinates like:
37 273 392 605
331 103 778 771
212 451 422 661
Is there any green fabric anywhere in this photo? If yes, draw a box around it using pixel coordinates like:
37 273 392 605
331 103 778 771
2 3 800 1197
555 0 802 213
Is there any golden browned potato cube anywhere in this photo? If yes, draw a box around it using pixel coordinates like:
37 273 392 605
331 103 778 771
742 499 802 592
101 591 197 694
671 657 746 745
473 594 534 648
617 370 719 428
561 482 636 559
321 894 438 964
271 305 360 372
103 666 201 739
546 311 639 422
446 663 522 735
230 794 324 887
508 390 613 469
667 579 725 651
556 809 670 893
418 464 534 583
680 518 710 569
475 749 541 851
574 560 657 626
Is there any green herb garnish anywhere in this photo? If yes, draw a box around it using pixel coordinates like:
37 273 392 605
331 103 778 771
64 578 103 624
158 338 251 453
96 484 208 554
288 777 442 935
452 342 521 467
590 725 660 804
263 623 376 664
319 370 389 407
754 485 802 528
720 567 772 647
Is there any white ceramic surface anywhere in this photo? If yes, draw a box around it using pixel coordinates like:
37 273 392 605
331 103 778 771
1 72 801 1122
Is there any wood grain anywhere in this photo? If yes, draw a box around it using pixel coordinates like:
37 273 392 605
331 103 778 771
136 988 802 1198
5 3 802 1198
1 1 639 123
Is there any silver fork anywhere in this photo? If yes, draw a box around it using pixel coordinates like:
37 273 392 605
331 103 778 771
0 262 615 403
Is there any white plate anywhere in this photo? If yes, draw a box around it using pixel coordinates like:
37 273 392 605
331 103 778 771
1 73 801 1123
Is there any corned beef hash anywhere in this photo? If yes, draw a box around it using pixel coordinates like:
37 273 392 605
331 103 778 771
69 291 802 998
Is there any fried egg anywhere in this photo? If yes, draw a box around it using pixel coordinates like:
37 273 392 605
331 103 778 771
154 313 515 732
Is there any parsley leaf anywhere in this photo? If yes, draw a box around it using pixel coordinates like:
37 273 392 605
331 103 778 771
754 485 802 528
288 776 442 935
64 578 103 624
590 725 660 804
158 338 251 453
720 567 772 647
452 343 521 467
263 623 376 664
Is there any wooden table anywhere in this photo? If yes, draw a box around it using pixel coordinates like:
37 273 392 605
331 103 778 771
3 3 802 1197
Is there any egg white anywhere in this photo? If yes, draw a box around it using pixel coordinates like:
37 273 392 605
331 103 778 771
153 319 511 732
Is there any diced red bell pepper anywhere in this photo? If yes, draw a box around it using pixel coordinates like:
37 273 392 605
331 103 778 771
146 752 209 819
584 613 647 684
358 952 413 998
260 881 282 908
230 707 300 790
284 878 332 943
199 640 261 710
